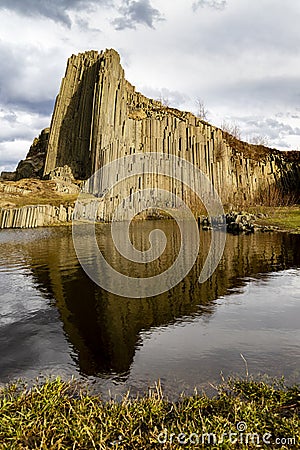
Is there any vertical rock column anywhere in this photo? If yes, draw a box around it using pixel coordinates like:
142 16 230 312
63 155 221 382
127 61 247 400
44 50 102 179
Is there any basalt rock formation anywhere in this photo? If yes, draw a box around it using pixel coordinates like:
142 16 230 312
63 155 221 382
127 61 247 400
1 48 300 221
16 128 50 180
1 128 50 182
0 203 73 229
0 177 78 228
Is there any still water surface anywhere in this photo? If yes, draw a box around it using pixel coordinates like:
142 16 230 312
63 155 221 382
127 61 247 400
0 222 299 398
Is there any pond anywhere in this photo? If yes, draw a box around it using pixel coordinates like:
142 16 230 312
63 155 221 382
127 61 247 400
0 222 299 399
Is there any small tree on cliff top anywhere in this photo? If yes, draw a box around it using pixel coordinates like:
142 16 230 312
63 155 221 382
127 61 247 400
195 98 209 121
221 120 241 140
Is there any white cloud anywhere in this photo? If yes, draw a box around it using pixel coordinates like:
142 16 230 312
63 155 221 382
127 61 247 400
0 140 33 173
223 115 300 151
0 107 49 143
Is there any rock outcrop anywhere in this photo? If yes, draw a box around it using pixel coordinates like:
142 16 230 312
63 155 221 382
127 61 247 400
0 204 73 229
0 128 50 182
16 128 50 180
42 49 299 213
0 178 78 229
1 48 300 225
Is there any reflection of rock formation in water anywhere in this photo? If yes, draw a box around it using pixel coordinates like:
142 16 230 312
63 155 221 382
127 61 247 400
19 225 300 376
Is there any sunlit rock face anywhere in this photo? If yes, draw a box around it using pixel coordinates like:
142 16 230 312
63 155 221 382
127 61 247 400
5 49 300 213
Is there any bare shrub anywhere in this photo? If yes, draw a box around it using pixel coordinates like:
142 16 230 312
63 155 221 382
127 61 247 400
250 135 269 146
255 183 299 207
195 98 209 121
221 120 241 140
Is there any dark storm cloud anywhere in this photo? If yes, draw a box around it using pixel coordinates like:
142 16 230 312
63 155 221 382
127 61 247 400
0 0 108 27
113 0 164 30
192 0 227 11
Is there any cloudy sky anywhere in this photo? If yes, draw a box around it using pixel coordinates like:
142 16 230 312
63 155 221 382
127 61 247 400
0 0 300 173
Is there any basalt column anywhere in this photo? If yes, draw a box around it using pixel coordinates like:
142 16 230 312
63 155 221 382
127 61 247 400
44 50 101 179
43 48 300 211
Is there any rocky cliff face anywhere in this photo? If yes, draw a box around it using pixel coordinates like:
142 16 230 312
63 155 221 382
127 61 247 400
42 48 299 211
0 177 78 228
2 49 299 216
15 128 50 180
0 128 50 182
0 204 73 228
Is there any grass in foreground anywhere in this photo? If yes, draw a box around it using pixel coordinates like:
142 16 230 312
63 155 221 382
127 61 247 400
0 377 299 449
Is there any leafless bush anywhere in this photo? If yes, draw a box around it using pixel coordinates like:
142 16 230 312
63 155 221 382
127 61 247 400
221 120 241 140
250 135 269 146
195 98 209 121
255 183 299 207
157 94 170 107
